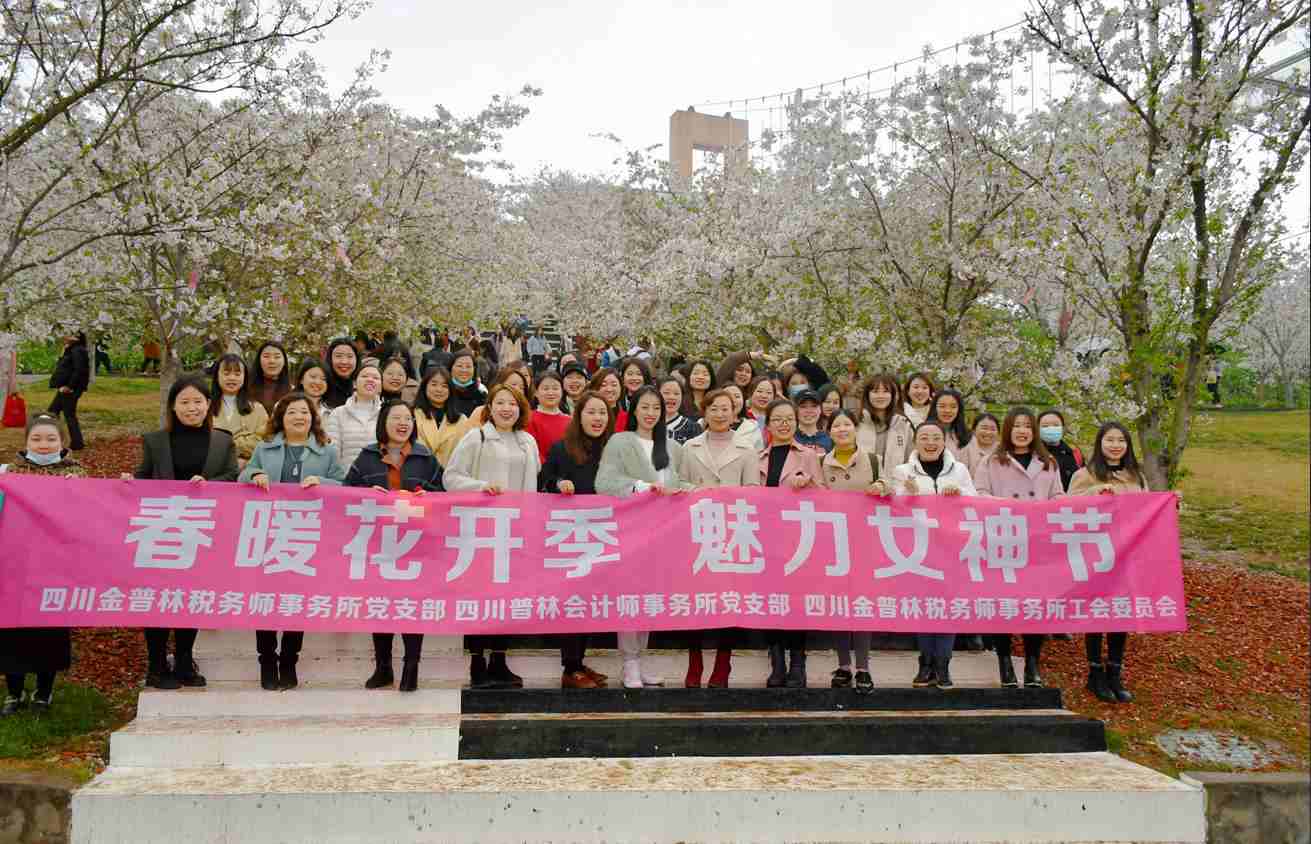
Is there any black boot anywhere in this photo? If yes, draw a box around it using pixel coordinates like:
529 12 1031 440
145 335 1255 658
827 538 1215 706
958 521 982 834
277 655 298 690
145 659 180 690
398 659 419 693
964 635 985 652
766 645 787 688
366 658 394 689
173 655 206 687
469 653 491 689
259 655 279 691
486 652 523 689
1105 661 1134 703
785 649 807 688
1023 636 1045 688
933 658 954 689
912 654 936 687
997 652 1018 688
1086 663 1116 703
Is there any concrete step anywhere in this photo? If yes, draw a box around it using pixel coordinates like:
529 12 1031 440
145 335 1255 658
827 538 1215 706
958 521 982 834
190 631 464 660
458 708 1107 759
461 685 1064 713
136 683 461 719
110 713 460 767
193 650 1020 687
72 752 1205 843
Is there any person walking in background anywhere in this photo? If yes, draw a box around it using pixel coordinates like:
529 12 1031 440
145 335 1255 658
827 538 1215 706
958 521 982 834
141 336 162 374
526 327 549 374
93 337 113 375
47 332 90 451
1205 360 1222 406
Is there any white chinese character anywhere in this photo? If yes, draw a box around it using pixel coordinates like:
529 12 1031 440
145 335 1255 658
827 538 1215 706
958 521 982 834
536 596 560 620
694 593 718 615
853 596 875 618
720 591 742 614
393 598 418 621
455 600 479 621
345 499 425 581
1089 597 1111 619
1048 506 1115 581
617 595 641 617
1134 596 1155 618
689 498 765 574
1045 598 1067 620
563 595 587 619
642 594 666 617
39 588 66 612
1068 599 1089 619
544 507 620 578
235 500 323 576
128 588 156 612
901 596 922 619
743 593 766 615
335 596 362 618
669 594 692 616
69 587 96 611
1156 596 1178 617
510 597 534 620
125 496 217 570
925 597 947 619
218 591 244 615
188 590 216 614
421 599 447 621
973 597 996 620
278 594 305 617
998 598 1020 620
877 596 897 618
767 594 790 616
804 594 826 617
829 595 850 617
1022 598 1043 620
483 599 505 620
781 501 850 576
365 597 390 620
868 506 943 580
248 593 275 617
590 594 612 619
445 506 522 584
157 589 184 614
97 587 125 612
949 598 971 620
959 507 1029 583
1111 596 1133 619
307 595 332 618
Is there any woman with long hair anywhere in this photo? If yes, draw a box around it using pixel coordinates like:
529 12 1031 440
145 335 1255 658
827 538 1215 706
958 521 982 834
975 407 1064 689
209 353 269 468
540 391 618 689
817 384 843 431
1037 409 1086 491
296 359 330 409
587 367 628 431
446 349 488 420
322 362 383 469
379 356 410 403
959 412 1000 479
525 370 572 462
659 376 703 444
683 360 716 416
249 341 292 413
618 358 655 413
889 419 977 689
345 400 444 693
412 367 476 465
927 389 971 458
596 385 693 688
901 371 936 427
240 392 347 690
856 374 913 471
323 338 359 410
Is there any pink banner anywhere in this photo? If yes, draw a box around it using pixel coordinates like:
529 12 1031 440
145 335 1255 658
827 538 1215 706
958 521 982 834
0 475 1185 634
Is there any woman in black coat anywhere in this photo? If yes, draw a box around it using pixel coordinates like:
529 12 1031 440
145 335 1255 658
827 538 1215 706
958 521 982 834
345 400 443 692
47 331 91 451
123 373 238 690
539 391 615 689
445 349 487 420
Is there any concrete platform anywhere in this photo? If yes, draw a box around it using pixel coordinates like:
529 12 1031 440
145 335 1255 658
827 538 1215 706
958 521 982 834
72 752 1205 843
137 683 462 718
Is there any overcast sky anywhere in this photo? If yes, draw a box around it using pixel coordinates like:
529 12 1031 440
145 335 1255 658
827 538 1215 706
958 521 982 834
308 0 1308 233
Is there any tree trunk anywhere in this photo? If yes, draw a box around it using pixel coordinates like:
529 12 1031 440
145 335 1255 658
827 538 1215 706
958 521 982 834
158 347 183 428
1284 379 1295 410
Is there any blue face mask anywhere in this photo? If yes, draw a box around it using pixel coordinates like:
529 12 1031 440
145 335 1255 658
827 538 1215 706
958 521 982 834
24 450 62 466
451 376 474 388
1039 425 1063 445
788 384 807 397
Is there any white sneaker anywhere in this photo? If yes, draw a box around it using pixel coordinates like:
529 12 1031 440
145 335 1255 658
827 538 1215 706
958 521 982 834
641 670 664 687
622 659 643 689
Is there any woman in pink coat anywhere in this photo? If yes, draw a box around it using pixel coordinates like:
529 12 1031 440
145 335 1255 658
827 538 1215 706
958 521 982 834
974 407 1064 689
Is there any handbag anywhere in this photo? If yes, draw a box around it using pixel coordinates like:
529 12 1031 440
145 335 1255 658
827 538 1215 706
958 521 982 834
3 392 27 428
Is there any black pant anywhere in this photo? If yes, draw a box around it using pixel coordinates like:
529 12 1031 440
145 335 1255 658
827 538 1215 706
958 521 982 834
144 628 199 670
1207 382 1221 403
256 631 304 661
466 635 508 656
5 673 55 700
94 350 113 374
766 630 806 650
560 635 588 673
142 356 160 373
1085 632 1127 664
373 633 423 662
47 390 84 450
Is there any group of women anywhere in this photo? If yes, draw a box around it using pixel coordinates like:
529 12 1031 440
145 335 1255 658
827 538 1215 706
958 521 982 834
0 336 1156 716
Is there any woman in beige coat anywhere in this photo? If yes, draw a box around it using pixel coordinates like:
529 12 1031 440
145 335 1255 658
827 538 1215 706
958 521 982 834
209 354 268 467
678 388 760 688
855 374 913 472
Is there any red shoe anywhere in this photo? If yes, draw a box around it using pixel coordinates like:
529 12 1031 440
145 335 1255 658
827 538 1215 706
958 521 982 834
684 649 704 688
707 648 732 688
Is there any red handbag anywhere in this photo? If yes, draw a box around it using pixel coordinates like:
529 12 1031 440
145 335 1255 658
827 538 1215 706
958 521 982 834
3 392 27 428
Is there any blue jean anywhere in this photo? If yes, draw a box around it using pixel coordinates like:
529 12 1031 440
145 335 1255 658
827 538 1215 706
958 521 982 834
917 633 955 665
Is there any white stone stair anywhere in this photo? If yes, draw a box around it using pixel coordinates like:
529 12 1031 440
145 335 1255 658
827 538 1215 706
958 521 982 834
73 753 1204 844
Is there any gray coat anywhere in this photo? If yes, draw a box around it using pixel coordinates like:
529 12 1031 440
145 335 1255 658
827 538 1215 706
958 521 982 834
240 435 347 486
134 428 238 481
595 431 693 497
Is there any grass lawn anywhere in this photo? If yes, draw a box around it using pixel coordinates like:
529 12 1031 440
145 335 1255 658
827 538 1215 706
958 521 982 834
0 376 162 457
0 678 121 785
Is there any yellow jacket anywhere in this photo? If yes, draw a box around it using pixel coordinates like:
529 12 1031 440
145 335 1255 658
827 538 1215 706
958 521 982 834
414 407 475 466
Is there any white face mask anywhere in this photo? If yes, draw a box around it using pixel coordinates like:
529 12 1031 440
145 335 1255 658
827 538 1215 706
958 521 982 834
25 450 63 466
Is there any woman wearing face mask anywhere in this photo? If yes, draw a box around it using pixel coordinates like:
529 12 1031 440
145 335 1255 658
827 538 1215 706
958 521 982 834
540 391 616 689
525 370 571 462
975 408 1064 689
856 374 913 471
444 349 488 420
323 338 359 411
927 389 971 458
759 399 822 688
659 376 703 445
959 413 1000 479
345 400 444 693
596 385 694 689
322 363 383 469
677 388 762 687
821 409 891 693
444 384 540 690
683 360 716 415
779 355 831 395
817 384 843 431
249 341 292 414
587 367 628 431
1068 422 1169 705
619 358 655 413
413 367 475 465
209 354 269 469
890 420 977 689
901 372 936 427
296 360 330 410
126 374 238 690
560 362 590 412
1037 409 1084 491
240 393 348 690
0 415 85 715
793 389 832 452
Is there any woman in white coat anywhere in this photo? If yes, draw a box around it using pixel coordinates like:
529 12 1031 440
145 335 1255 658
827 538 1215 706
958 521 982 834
322 362 382 468
890 420 977 690
444 383 540 689
596 385 693 689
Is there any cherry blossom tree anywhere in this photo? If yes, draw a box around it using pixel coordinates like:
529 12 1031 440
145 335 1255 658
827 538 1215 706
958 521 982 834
1239 252 1310 407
